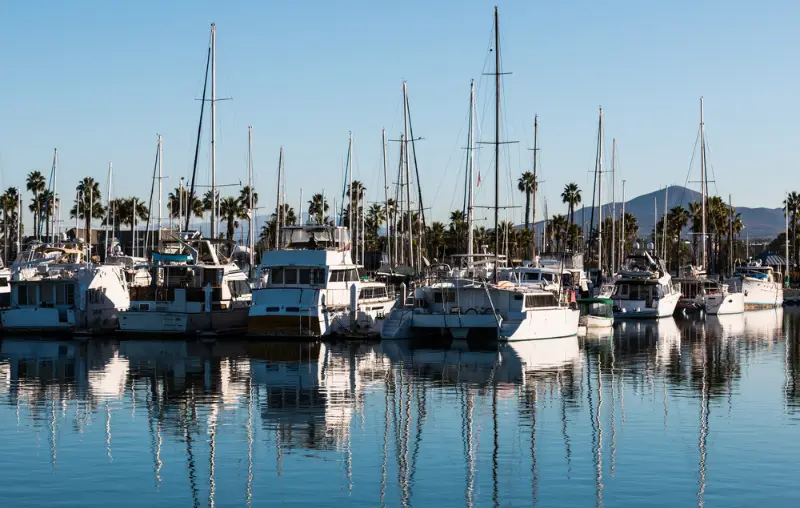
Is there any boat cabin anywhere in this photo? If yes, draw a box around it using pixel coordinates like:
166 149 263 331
280 226 351 251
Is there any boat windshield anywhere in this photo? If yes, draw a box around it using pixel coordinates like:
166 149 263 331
579 300 613 318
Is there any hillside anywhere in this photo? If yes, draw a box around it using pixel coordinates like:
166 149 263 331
531 185 783 240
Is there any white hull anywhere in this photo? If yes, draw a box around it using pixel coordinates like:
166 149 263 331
613 292 680 319
705 291 744 315
1 307 78 332
381 307 579 341
741 278 783 309
249 287 395 338
579 315 613 328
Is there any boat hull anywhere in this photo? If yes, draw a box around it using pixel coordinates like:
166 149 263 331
613 292 680 319
705 292 744 315
741 278 783 309
579 315 614 328
119 308 249 336
382 307 579 341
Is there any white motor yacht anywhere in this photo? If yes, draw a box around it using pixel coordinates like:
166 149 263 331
118 232 251 336
611 249 680 319
248 225 396 338
381 279 579 342
727 263 783 309
1 262 130 334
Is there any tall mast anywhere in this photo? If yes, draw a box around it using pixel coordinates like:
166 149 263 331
382 128 392 267
663 186 669 264
105 161 112 254
493 6 500 281
700 96 707 272
467 80 476 262
274 147 283 250
611 138 616 274
52 148 58 243
348 132 354 255
653 197 658 258
158 135 163 246
397 134 404 265
621 180 626 263
210 23 217 239
597 107 604 273
531 114 538 261
248 126 254 272
403 81 413 270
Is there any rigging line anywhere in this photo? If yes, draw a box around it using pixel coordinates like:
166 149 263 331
144 141 160 250
680 125 702 209
403 91 428 235
185 39 212 232
703 135 720 196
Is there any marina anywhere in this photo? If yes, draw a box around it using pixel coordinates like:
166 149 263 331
2 1 800 505
0 308 797 506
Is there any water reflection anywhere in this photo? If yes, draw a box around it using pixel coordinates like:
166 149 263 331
0 311 798 507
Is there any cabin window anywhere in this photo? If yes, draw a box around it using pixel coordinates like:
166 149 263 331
525 294 557 308
310 268 326 285
620 284 629 297
298 269 310 285
56 284 67 305
524 272 539 281
285 269 298 285
18 285 28 305
271 268 284 284
228 280 252 298
66 284 75 306
629 285 639 300
0 277 8 287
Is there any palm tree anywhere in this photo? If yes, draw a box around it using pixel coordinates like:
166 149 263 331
785 192 800 266
517 171 536 230
115 198 148 249
219 196 243 240
167 186 204 224
38 190 57 240
550 214 568 251
26 171 46 239
667 205 690 271
69 177 104 245
307 193 329 225
427 221 447 259
202 190 220 212
1 188 20 264
561 183 581 226
688 201 703 264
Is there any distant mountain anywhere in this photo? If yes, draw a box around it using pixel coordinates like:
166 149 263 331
526 185 783 240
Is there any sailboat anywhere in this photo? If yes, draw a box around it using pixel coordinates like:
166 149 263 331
676 98 745 314
381 7 579 341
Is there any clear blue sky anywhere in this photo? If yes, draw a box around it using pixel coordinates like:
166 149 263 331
1 0 797 232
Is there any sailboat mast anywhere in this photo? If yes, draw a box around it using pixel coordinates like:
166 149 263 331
621 180 626 263
598 107 604 273
700 96 707 272
158 135 163 246
403 82 413 270
493 6 500 281
348 132 354 256
210 23 217 240
611 138 616 274
663 186 669 265
105 162 112 255
52 148 58 243
653 197 658 258
531 114 538 261
274 147 283 250
397 134 404 265
248 126 254 270
467 80 476 262
382 129 392 267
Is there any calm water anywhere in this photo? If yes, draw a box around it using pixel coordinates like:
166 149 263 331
1 309 799 507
